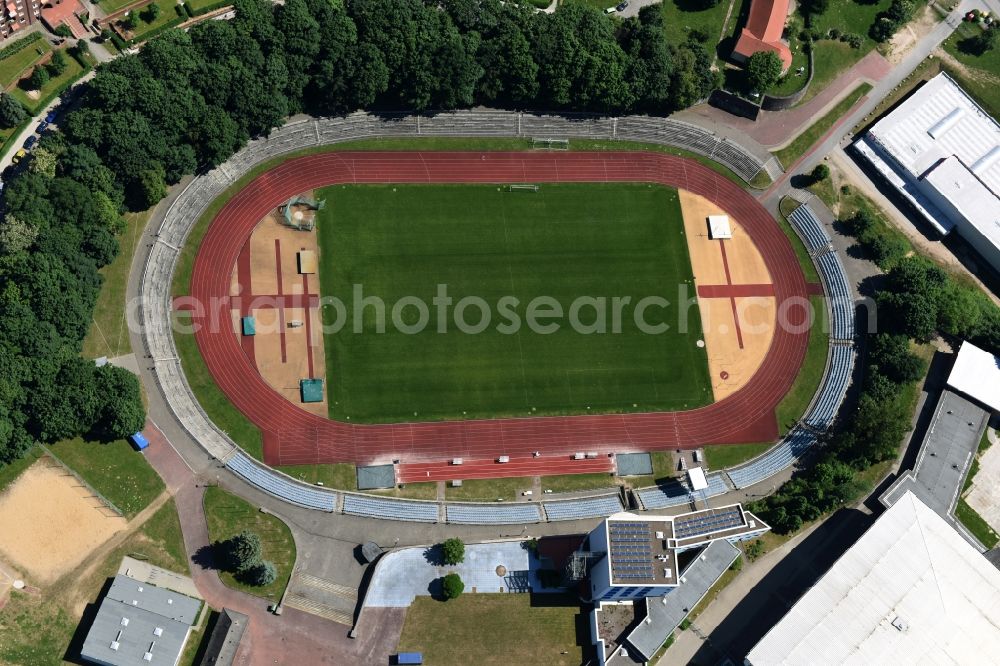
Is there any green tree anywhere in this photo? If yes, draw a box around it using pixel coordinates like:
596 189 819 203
0 92 27 128
123 11 140 31
47 50 68 77
133 164 167 210
226 530 263 572
0 216 37 254
441 538 465 565
746 50 783 93
27 66 50 91
28 147 58 179
442 572 464 599
142 1 161 23
246 560 277 586
811 164 830 182
92 364 145 440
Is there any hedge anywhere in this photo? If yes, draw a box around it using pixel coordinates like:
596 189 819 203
0 32 43 63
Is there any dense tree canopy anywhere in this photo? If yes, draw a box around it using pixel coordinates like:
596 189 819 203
0 0 722 466
746 50 783 93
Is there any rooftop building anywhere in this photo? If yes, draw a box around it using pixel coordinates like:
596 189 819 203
946 339 1000 414
747 491 1000 665
585 506 767 603
855 73 1000 271
80 574 202 666
732 0 792 72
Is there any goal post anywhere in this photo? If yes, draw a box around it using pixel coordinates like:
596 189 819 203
531 138 569 150
506 184 540 192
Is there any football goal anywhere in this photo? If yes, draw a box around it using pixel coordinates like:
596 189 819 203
531 138 569 150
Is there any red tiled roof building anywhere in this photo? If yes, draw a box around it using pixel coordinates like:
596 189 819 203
732 0 793 72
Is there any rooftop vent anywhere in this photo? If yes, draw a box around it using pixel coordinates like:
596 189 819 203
892 616 910 632
110 641 120 651
120 617 129 627
153 627 163 637
143 653 153 662
928 108 965 139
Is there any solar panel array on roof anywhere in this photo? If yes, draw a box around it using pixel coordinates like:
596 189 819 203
609 522 654 579
673 506 744 540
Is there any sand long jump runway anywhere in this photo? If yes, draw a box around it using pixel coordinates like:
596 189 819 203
189 152 811 466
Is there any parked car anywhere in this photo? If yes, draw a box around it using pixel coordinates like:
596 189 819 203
616 0 628 10
44 110 57 124
37 121 48 133
23 135 36 150
11 148 25 164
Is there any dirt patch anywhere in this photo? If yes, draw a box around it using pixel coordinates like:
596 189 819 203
888 7 940 65
0 460 127 586
936 47 1000 89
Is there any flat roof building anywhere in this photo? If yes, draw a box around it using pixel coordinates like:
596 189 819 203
947 340 1000 413
80 574 202 666
747 491 1000 665
586 506 767 604
855 73 1000 272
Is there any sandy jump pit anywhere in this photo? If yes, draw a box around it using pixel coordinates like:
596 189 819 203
0 459 127 585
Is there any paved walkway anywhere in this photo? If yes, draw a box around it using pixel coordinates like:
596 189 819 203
681 51 892 149
364 541 548 607
143 422 404 664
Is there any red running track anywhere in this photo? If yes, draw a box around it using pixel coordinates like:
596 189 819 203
189 152 811 467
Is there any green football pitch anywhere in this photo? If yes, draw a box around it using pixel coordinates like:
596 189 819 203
315 183 712 423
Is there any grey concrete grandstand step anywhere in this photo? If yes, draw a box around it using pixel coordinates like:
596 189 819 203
283 592 354 626
294 572 359 601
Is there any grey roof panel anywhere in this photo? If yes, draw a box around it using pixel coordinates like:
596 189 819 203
625 539 740 660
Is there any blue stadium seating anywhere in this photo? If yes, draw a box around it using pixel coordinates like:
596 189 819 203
805 345 855 430
342 494 439 522
816 251 855 341
543 494 624 521
725 428 818 489
445 503 542 524
788 205 831 252
634 473 728 510
226 452 337 511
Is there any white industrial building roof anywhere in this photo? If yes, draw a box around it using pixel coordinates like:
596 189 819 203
948 340 1000 413
868 72 1000 193
707 215 732 240
746 491 1000 666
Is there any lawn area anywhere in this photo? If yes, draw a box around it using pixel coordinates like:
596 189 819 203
174 311 264 459
275 462 356 489
542 472 618 493
956 498 1000 549
83 210 152 359
445 476 535 502
186 0 227 12
773 82 873 168
203 485 295 601
11 51 87 115
45 437 165 518
122 0 186 42
941 27 1000 119
0 38 50 88
0 499 190 664
97 0 144 14
774 295 829 434
397 594 588 666
702 442 772 470
318 183 712 423
795 0 891 104
661 0 736 50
